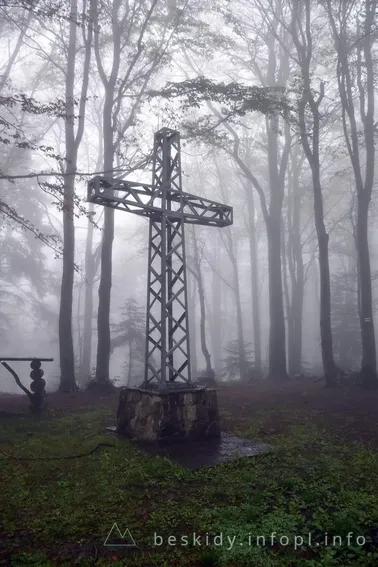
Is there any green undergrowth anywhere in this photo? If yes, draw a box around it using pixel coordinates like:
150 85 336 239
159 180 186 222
1 408 378 566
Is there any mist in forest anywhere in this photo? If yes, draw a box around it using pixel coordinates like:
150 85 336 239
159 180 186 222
1 0 378 394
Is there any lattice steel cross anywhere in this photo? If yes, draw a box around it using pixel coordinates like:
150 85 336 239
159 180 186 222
88 128 233 389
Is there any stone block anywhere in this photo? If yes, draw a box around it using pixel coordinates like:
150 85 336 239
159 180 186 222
116 385 221 443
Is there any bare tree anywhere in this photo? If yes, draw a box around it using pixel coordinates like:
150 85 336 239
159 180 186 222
278 0 340 385
79 97 104 385
80 204 101 385
284 142 306 376
187 227 213 376
209 238 223 375
187 267 198 379
59 0 94 392
92 0 168 387
243 177 262 374
212 0 292 380
91 0 186 388
208 159 248 379
325 0 378 387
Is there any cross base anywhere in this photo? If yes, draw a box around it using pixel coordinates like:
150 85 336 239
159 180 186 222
116 386 221 443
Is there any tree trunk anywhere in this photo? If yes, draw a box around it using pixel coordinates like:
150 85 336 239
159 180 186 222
210 241 222 375
81 86 103 387
356 194 377 386
95 207 114 385
300 83 338 386
224 229 247 380
127 341 132 385
265 111 290 381
59 174 76 392
291 274 304 375
58 0 79 393
77 279 83 369
296 82 338 386
192 232 212 376
313 168 338 386
94 86 115 386
286 150 305 376
80 203 97 385
266 215 288 380
188 271 198 379
58 0 93 392
325 0 377 389
214 160 247 380
245 184 262 373
233 259 246 380
325 0 378 386
281 219 293 373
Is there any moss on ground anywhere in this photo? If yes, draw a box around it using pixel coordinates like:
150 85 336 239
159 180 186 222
1 407 378 566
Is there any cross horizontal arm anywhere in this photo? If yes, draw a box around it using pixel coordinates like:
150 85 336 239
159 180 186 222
87 176 233 227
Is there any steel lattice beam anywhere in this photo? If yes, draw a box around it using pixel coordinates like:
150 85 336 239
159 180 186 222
87 127 233 389
87 179 233 226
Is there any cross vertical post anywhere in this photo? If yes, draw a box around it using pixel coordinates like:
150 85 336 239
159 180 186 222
87 127 233 391
144 129 191 389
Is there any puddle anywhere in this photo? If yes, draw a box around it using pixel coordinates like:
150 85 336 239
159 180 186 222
106 427 272 470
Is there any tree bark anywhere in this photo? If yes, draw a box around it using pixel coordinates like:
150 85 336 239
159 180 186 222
266 215 287 380
59 173 76 392
286 149 305 376
325 0 377 387
289 0 339 386
245 184 262 373
58 0 78 393
80 203 101 385
224 229 247 380
210 240 222 375
308 143 338 384
92 0 161 387
281 218 292 372
291 275 304 375
95 99 114 385
188 270 198 379
191 231 212 376
357 194 377 383
59 0 93 392
127 341 132 385
95 207 114 385
208 102 290 381
265 112 290 380
213 159 247 379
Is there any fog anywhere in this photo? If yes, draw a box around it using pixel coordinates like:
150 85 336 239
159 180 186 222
1 0 378 394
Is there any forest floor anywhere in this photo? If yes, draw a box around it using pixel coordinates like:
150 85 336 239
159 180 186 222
1 380 378 566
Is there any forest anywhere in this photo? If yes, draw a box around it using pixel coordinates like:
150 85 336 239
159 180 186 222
1 0 378 393
3 2 378 567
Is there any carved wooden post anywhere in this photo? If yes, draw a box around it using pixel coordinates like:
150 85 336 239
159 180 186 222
30 359 46 414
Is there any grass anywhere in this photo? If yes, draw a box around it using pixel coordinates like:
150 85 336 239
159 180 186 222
1 407 378 566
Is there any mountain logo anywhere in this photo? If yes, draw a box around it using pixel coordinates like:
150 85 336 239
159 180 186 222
104 523 137 547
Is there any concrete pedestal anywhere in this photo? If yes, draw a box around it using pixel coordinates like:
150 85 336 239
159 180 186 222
116 385 221 443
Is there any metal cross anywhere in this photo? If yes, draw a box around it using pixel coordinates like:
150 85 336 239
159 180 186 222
88 128 233 390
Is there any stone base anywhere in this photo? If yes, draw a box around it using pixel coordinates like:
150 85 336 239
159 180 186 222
116 386 221 443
